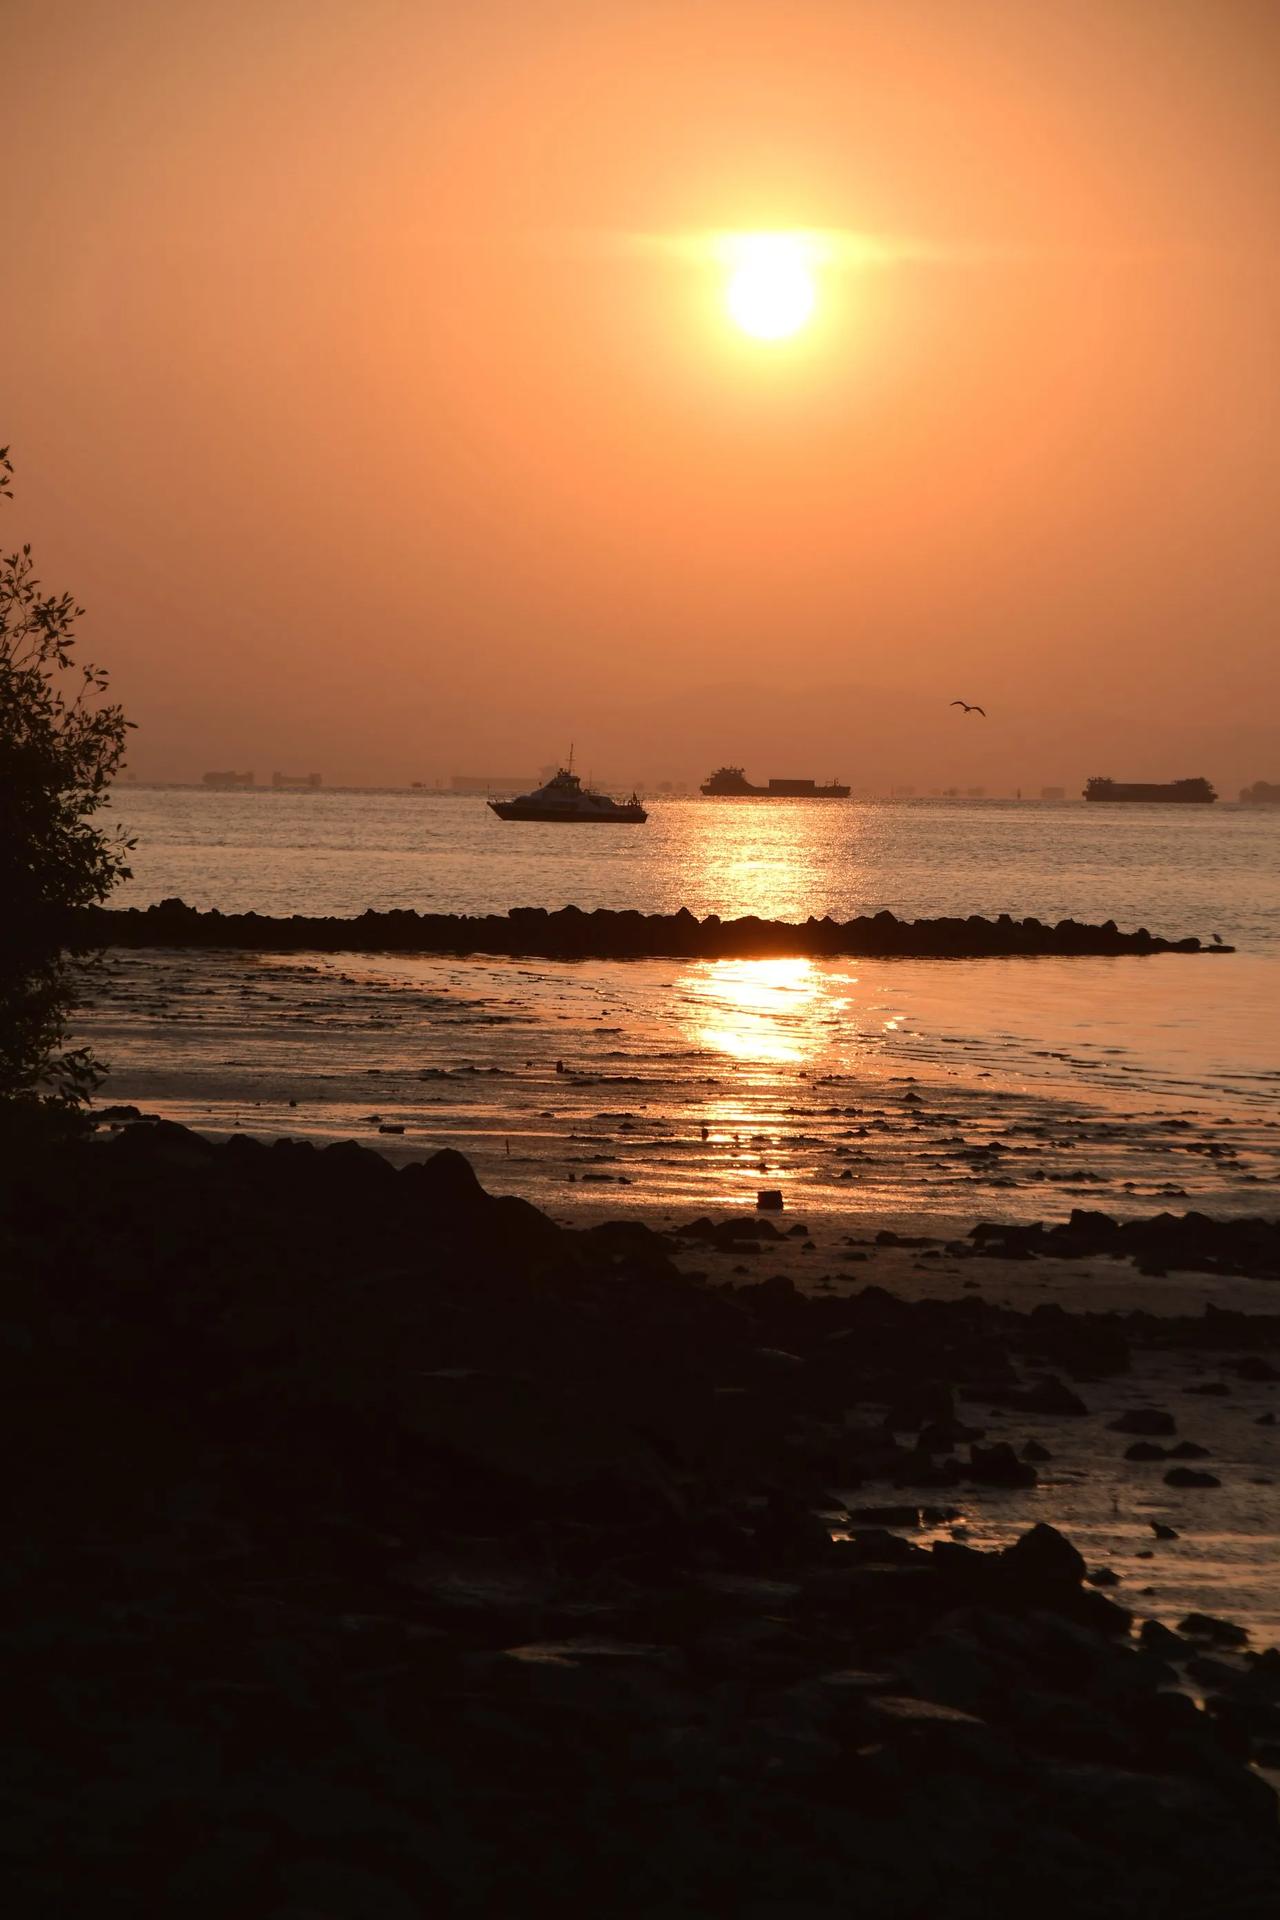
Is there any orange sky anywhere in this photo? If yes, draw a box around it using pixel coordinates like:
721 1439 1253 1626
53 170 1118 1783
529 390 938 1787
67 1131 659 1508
5 0 1280 791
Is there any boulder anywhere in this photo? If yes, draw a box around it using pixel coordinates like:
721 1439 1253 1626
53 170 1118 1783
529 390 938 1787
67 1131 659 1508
967 1443 1038 1488
1179 1613 1249 1649
1107 1409 1176 1436
1000 1523 1086 1589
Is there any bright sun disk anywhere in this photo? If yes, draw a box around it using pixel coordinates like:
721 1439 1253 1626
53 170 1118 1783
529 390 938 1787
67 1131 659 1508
724 234 816 341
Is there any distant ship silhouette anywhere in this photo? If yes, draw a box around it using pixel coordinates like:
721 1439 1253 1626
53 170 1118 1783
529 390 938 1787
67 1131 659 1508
701 766 850 798
1084 776 1216 804
489 765 647 823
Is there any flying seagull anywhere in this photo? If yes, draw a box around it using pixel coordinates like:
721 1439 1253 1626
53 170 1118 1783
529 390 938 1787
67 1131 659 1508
950 700 987 716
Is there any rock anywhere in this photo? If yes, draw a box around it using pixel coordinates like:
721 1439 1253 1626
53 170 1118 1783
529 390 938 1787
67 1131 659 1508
110 1119 219 1176
1000 1523 1085 1587
1140 1619 1185 1657
1151 1522 1179 1541
757 1190 784 1212
845 1505 921 1529
870 1693 986 1728
11 1121 1280 1916
1107 1409 1176 1436
280 1859 420 1920
841 1527 923 1565
886 1382 959 1433
1230 1356 1280 1382
1179 1613 1249 1648
1124 1440 1210 1462
73 897 1237 961
1007 1375 1089 1416
1163 1468 1221 1489
967 1443 1038 1488
916 1418 978 1453
1022 1440 1052 1462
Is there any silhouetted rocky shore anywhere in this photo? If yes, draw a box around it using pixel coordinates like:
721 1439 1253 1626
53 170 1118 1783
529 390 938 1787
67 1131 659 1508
5 1122 1278 1915
72 896 1228 960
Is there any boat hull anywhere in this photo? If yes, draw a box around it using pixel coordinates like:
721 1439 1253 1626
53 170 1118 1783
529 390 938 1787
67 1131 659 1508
700 784 850 799
1084 785 1216 804
488 802 648 823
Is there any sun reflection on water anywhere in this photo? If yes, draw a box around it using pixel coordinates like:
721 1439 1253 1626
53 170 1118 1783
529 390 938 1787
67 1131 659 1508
681 957 856 1065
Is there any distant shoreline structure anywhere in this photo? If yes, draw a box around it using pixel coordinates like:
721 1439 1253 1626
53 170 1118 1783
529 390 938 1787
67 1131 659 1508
1084 776 1217 805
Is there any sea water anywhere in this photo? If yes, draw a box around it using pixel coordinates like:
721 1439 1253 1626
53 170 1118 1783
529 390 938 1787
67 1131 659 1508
81 789 1280 1642
109 787 1280 946
84 788 1280 1216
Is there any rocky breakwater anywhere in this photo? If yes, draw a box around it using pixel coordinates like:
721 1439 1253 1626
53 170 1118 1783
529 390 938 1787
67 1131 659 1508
4 1122 1278 1916
71 895 1226 960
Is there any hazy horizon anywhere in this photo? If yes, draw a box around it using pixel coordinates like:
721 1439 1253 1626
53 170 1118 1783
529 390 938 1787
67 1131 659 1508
7 0 1279 792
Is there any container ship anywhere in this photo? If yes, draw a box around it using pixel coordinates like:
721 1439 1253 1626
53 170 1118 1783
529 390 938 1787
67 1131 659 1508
701 766 850 798
1083 777 1216 804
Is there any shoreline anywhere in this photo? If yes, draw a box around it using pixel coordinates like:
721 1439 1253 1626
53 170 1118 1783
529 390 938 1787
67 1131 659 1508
74 947 1280 1229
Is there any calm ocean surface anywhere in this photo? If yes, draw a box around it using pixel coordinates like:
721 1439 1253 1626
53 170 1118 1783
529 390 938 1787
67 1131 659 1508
112 787 1280 947
96 787 1280 1164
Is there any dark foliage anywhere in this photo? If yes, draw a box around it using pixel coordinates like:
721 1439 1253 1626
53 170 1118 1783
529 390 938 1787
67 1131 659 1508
0 447 133 1124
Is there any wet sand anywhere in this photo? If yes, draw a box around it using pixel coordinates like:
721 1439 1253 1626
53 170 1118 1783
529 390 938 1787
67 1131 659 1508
77 947 1280 1228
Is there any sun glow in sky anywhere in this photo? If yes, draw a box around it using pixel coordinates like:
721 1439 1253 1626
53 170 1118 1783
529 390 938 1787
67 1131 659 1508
723 233 817 341
7 2 1280 788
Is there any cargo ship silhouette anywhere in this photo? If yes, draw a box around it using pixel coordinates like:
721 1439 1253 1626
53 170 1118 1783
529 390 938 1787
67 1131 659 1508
701 766 850 798
1084 777 1216 804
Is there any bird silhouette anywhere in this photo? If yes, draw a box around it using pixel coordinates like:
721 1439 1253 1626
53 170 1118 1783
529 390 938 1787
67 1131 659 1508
950 700 987 716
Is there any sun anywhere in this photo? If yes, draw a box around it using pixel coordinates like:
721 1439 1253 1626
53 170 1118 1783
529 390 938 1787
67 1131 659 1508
724 234 816 342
